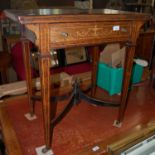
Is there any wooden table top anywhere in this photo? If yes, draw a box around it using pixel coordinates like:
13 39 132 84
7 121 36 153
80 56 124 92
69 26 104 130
4 8 150 24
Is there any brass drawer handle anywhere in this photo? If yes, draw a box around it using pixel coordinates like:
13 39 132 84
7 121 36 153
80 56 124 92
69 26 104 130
61 32 68 37
121 28 127 32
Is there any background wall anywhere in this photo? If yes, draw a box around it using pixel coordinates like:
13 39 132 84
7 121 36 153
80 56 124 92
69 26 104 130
93 0 108 8
0 0 139 10
0 0 10 9
38 0 74 7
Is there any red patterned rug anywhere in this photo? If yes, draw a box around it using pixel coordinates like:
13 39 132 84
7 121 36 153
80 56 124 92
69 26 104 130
5 82 155 155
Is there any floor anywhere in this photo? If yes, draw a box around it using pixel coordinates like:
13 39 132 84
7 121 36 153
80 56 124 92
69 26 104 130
1 80 155 155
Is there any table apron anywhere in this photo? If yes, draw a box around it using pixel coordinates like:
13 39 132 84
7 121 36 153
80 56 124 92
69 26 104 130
49 22 131 49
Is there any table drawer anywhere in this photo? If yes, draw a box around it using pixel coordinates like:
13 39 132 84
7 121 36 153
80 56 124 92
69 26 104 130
50 22 131 48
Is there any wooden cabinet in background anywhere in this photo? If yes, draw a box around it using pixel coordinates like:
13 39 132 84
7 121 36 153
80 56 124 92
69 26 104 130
135 29 155 67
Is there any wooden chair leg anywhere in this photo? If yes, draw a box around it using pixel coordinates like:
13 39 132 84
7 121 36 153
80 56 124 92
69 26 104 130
153 77 155 90
0 52 11 84
0 69 8 84
0 131 6 155
0 139 5 155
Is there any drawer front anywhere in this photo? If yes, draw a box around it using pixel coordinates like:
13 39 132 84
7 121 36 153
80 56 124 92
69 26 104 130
50 22 131 48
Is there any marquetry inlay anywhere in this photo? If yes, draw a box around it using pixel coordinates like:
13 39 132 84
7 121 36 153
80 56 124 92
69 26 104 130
49 22 131 48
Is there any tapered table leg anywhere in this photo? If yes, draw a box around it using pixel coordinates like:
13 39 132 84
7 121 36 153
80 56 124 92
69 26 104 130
22 39 35 116
114 43 136 127
91 46 100 97
39 53 52 151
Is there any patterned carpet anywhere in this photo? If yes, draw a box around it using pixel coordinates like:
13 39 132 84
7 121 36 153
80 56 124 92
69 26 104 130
5 82 155 155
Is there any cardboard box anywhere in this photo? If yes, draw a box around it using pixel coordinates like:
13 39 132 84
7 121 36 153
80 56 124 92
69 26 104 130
99 44 126 68
0 72 73 98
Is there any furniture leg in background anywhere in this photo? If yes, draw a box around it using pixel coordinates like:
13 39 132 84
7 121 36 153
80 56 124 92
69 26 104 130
151 57 155 89
0 52 11 84
22 39 36 115
91 46 100 97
